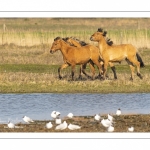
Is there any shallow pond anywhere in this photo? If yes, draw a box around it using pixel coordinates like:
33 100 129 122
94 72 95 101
0 93 149 123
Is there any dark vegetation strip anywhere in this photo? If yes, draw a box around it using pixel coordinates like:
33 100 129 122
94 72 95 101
0 64 149 74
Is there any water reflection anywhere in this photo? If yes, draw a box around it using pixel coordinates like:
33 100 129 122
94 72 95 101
0 93 149 123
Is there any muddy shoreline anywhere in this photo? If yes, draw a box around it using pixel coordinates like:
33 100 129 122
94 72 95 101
1 114 150 132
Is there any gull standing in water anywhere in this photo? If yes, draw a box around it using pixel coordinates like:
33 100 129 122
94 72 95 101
116 108 121 116
94 114 101 121
23 116 34 123
46 122 53 129
55 121 67 130
68 123 81 130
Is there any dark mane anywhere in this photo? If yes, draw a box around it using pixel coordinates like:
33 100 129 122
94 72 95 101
97 28 113 45
71 37 88 46
79 40 88 46
54 37 62 41
103 31 107 37
97 28 103 32
97 28 107 37
67 37 88 46
62 37 69 42
106 38 113 46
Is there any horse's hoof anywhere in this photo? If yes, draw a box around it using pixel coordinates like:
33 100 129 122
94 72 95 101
100 77 105 81
95 75 101 79
137 73 143 79
106 75 109 78
78 75 82 80
129 77 133 81
59 76 62 80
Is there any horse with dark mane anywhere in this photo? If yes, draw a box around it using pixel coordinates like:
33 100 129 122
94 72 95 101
62 37 90 79
50 37 103 80
90 28 145 80
64 36 118 80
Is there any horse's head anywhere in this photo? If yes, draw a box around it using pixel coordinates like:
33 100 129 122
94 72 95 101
50 37 62 54
90 28 107 42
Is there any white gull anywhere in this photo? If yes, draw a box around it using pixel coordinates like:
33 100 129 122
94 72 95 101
23 116 34 123
68 123 81 130
67 113 73 118
55 121 67 130
94 114 101 121
116 108 121 116
46 122 53 129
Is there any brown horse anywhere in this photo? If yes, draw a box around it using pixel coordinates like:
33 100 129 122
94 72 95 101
64 37 118 79
90 28 145 80
62 37 91 79
50 37 103 80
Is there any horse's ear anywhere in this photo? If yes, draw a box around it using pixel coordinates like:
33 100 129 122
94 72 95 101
97 28 103 32
103 31 107 36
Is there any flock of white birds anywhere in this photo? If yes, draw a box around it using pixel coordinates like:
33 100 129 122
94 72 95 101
6 108 134 132
94 108 134 132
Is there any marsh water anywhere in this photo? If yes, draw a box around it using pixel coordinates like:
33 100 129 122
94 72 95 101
0 93 150 123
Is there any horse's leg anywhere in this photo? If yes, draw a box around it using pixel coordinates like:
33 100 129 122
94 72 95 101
78 65 83 79
96 61 104 79
102 61 109 80
58 63 69 79
128 58 143 79
92 60 103 80
109 62 117 79
89 61 95 80
71 64 76 81
129 65 135 80
81 63 91 79
125 58 135 80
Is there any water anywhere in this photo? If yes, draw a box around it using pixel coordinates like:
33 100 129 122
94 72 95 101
0 93 150 123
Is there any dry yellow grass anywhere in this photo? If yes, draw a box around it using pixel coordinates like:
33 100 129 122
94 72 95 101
0 71 150 93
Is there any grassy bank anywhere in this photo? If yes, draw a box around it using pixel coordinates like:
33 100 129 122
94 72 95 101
0 63 149 93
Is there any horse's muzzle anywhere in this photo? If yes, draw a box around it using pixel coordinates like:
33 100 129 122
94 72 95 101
50 50 53 54
90 37 93 41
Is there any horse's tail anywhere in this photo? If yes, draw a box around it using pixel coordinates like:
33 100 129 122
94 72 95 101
136 53 145 68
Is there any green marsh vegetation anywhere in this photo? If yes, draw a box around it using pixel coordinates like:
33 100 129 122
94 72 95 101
0 18 150 93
